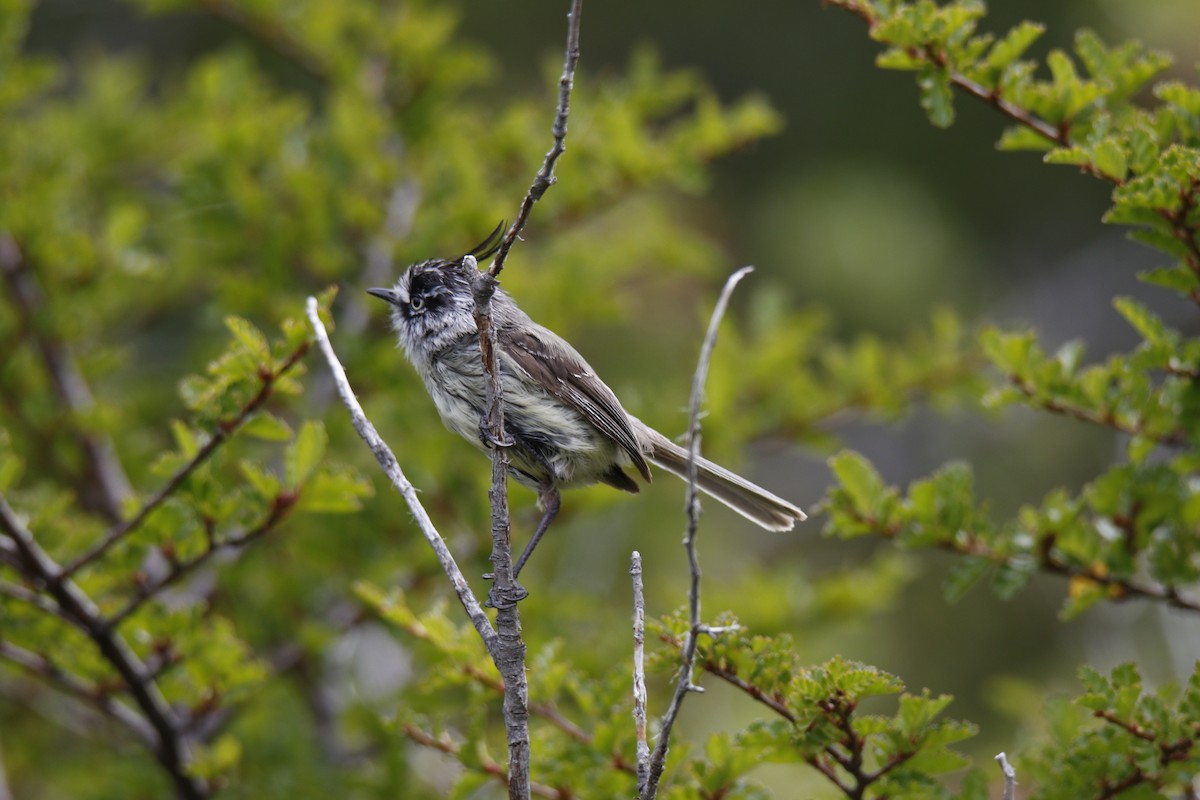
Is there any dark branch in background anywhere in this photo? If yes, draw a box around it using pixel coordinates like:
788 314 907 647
0 638 157 744
630 551 650 791
0 493 208 800
61 340 311 580
194 0 327 79
0 233 132 523
642 266 753 800
305 298 498 650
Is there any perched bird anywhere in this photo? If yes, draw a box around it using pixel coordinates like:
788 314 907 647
368 225 805 580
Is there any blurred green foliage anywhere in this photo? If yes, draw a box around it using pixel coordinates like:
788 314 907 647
2 0 1200 797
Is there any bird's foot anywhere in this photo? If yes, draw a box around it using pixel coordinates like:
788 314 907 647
478 420 515 448
483 574 528 609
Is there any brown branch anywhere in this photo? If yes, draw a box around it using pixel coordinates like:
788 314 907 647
398 723 571 800
855 509 1200 613
61 339 311 580
947 69 1065 146
0 233 132 523
1007 374 1187 447
103 492 297 631
0 492 208 799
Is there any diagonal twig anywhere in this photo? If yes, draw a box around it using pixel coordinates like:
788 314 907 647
60 341 310 580
642 266 754 799
305 298 497 650
487 0 583 280
102 494 298 631
0 638 157 744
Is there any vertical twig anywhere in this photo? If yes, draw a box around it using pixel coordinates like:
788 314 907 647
467 251 532 800
631 551 650 792
487 0 583 280
466 3 584 797
642 266 754 799
995 752 1017 800
305 298 498 651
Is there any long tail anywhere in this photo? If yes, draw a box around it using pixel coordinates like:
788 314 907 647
631 419 806 531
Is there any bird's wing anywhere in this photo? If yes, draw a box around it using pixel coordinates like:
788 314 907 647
497 325 652 482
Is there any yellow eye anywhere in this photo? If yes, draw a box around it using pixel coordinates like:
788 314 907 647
411 295 425 311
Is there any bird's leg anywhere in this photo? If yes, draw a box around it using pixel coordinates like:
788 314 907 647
514 488 560 579
485 489 559 608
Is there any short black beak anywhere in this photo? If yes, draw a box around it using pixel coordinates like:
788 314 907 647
367 287 400 305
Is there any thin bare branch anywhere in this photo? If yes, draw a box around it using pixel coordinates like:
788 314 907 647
103 495 296 631
0 578 65 619
305 298 498 650
995 752 1017 800
0 233 132 523
0 492 207 799
488 0 583 280
631 551 650 793
642 266 754 799
399 722 569 799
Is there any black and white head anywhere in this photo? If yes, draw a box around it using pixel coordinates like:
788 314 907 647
367 223 505 362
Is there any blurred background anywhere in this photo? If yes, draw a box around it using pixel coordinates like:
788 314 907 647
8 0 1200 796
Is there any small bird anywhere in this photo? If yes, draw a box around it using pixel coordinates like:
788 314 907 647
368 225 805 582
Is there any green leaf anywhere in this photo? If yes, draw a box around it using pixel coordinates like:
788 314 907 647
917 64 955 128
296 465 374 513
240 460 281 500
943 556 991 604
169 419 201 459
1113 296 1171 346
241 411 294 441
830 450 888 515
285 420 327 488
985 21 1045 71
224 315 271 365
1091 138 1127 180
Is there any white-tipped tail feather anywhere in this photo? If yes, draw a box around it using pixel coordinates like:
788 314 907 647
632 420 806 531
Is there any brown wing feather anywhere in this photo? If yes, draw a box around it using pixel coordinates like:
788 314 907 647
498 326 652 482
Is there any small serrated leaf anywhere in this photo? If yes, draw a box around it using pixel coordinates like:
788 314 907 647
241 412 293 442
224 316 271 364
286 421 327 488
917 64 955 128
